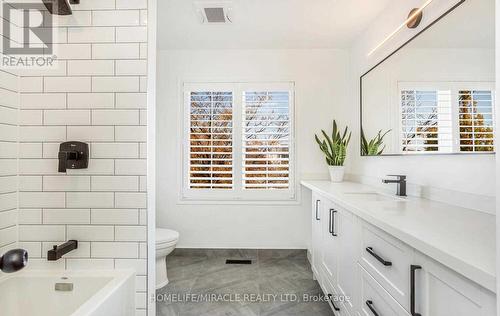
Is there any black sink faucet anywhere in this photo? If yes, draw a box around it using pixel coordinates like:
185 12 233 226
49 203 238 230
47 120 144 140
382 175 407 197
47 240 78 261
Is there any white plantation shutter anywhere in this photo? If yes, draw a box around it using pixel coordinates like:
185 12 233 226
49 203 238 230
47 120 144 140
399 82 495 154
188 90 234 189
458 90 495 152
242 91 291 190
400 89 453 153
183 82 295 201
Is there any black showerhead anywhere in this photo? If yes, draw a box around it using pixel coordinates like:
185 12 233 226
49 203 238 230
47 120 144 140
43 0 80 16
0 249 28 273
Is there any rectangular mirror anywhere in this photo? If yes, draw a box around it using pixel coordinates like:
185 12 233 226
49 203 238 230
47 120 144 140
361 0 495 156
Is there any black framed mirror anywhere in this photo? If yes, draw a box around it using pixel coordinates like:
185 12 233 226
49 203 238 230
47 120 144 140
360 0 495 156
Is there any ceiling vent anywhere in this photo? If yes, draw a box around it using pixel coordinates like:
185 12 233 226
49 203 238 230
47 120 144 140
195 1 233 24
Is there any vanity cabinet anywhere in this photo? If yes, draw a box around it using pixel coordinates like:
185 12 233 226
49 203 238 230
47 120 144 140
412 252 496 316
311 192 323 279
359 222 413 310
311 193 359 315
333 203 358 314
308 190 496 316
320 198 338 287
358 263 410 316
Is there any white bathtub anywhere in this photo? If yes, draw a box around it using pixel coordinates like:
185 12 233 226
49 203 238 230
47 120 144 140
0 269 135 316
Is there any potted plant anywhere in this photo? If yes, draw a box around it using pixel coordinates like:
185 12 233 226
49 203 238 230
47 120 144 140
361 128 391 156
315 120 352 182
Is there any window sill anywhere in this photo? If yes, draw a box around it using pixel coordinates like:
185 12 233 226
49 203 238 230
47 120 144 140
176 198 301 206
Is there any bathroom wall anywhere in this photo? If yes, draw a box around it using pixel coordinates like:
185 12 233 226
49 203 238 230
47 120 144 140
0 69 19 256
0 5 20 259
157 49 350 248
15 2 149 315
347 0 496 213
496 0 500 300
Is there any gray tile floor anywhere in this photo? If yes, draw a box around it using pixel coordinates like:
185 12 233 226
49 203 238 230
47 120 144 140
156 249 334 316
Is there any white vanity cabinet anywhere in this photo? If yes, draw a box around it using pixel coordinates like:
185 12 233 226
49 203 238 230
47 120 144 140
310 192 360 315
412 252 496 316
358 263 410 316
333 202 359 314
320 198 338 287
311 192 323 279
306 185 496 316
359 222 413 310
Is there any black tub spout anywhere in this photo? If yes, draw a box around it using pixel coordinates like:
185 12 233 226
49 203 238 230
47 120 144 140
48 240 78 261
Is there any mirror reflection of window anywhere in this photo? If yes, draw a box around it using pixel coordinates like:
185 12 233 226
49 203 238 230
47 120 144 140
401 89 452 153
399 84 494 154
458 90 494 152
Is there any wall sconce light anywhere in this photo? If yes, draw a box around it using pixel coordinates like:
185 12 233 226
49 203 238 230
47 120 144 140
367 0 432 56
406 8 423 29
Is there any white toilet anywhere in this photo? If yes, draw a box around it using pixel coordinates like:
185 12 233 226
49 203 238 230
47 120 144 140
156 228 179 289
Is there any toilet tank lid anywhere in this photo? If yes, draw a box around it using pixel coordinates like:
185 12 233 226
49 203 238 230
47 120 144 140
156 228 179 243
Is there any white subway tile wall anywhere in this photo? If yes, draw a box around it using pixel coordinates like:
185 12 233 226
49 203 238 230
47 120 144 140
17 3 148 314
0 8 20 261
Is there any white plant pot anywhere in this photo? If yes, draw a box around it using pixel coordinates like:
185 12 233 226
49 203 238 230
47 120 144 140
328 166 345 183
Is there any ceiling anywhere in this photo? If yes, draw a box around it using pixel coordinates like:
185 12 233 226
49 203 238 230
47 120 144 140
157 0 393 50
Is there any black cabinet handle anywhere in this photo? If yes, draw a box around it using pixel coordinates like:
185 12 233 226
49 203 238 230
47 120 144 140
366 247 392 266
410 265 422 316
327 294 340 311
331 209 337 237
315 200 320 220
328 209 333 234
366 300 380 316
331 301 340 312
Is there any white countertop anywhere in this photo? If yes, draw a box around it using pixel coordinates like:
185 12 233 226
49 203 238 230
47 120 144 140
301 180 496 293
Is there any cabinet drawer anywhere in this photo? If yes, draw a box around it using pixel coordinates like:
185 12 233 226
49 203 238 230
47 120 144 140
316 268 336 311
359 222 413 310
414 252 496 316
337 302 352 316
358 264 410 316
322 275 352 316
316 262 330 296
311 192 324 281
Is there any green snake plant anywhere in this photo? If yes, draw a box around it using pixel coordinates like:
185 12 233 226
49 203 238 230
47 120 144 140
315 120 352 166
361 128 391 156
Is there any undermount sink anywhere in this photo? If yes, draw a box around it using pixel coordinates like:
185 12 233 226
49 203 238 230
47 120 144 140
342 192 404 202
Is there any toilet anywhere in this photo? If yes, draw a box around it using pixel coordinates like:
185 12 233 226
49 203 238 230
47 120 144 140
156 228 179 289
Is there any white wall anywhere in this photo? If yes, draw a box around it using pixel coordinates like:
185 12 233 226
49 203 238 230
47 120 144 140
0 68 18 256
14 2 149 314
495 0 500 306
347 0 496 213
157 49 350 248
0 69 19 260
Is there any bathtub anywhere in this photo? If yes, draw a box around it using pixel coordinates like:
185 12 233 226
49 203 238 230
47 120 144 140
0 269 135 316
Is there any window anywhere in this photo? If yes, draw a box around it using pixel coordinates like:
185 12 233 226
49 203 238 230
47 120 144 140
183 82 295 201
399 82 495 154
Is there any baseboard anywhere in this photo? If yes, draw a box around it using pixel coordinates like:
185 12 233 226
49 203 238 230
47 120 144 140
172 248 307 259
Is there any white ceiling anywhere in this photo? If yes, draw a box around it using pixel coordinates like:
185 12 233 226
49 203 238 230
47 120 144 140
157 0 393 50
